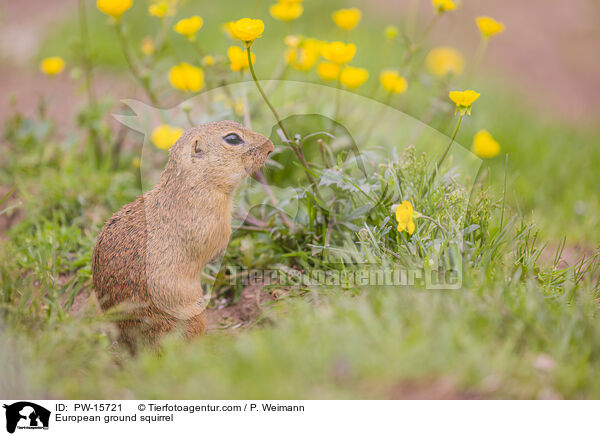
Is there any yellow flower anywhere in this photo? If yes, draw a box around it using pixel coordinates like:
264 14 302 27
149 3 166 17
449 90 480 115
426 47 465 77
379 70 407 94
321 41 356 64
331 8 362 31
385 25 398 40
340 66 369 89
148 3 166 17
278 0 303 3
432 0 456 13
285 38 322 71
270 2 303 21
230 18 265 45
476 16 505 38
284 34 302 47
317 62 341 81
472 130 500 158
202 55 215 67
168 62 205 92
174 16 204 39
132 157 141 168
227 46 255 72
223 22 236 39
395 201 416 235
140 37 155 55
151 125 184 150
96 0 132 19
148 0 177 17
39 57 65 76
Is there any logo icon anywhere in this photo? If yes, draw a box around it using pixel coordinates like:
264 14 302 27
2 402 50 434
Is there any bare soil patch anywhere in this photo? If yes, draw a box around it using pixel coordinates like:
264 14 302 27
207 285 275 332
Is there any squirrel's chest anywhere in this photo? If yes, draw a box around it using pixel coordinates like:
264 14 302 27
185 218 231 263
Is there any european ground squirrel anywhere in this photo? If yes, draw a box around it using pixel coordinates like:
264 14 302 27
92 120 273 349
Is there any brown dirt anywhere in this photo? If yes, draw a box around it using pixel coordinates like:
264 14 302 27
206 285 275 332
389 378 483 400
542 243 597 269
71 285 275 334
0 0 144 133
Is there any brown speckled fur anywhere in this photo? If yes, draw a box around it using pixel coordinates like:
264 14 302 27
92 121 273 350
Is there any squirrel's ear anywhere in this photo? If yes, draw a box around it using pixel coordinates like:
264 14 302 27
192 139 206 158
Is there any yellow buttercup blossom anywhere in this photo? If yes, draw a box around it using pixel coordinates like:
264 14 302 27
379 70 407 94
151 125 184 150
148 3 166 17
395 201 416 235
168 62 205 92
39 57 65 76
148 0 177 17
278 0 303 3
476 16 505 38
223 22 236 39
174 16 204 39
472 130 501 158
340 66 368 89
202 55 215 67
284 34 302 47
426 47 465 77
148 3 167 17
270 2 303 21
140 37 155 56
230 18 265 45
331 8 362 31
132 157 141 168
385 25 398 40
432 0 456 13
96 0 132 19
449 90 480 115
227 46 255 72
317 62 341 81
321 41 356 64
286 38 322 71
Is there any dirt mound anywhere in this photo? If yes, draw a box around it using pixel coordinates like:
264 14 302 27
207 285 275 332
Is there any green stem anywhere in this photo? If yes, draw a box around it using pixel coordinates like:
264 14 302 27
401 14 439 79
421 15 439 42
191 37 205 58
246 44 316 184
470 38 488 80
418 214 448 239
500 153 508 229
183 108 195 127
114 21 159 105
359 91 393 145
77 0 103 165
406 0 420 39
246 45 290 142
428 113 463 186
333 67 343 121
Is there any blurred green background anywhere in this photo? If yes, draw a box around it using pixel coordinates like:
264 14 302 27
1 0 599 399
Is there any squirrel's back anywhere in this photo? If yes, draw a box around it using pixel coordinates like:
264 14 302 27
92 195 149 312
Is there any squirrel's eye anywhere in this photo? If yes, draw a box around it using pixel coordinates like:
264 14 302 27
223 133 244 145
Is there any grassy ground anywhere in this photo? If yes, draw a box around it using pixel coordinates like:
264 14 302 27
1 1 600 399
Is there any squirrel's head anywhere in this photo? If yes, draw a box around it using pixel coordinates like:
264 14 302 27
164 120 274 193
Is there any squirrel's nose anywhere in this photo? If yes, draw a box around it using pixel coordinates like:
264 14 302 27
264 139 274 155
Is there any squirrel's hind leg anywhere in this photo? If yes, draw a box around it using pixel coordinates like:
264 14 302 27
184 312 207 339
